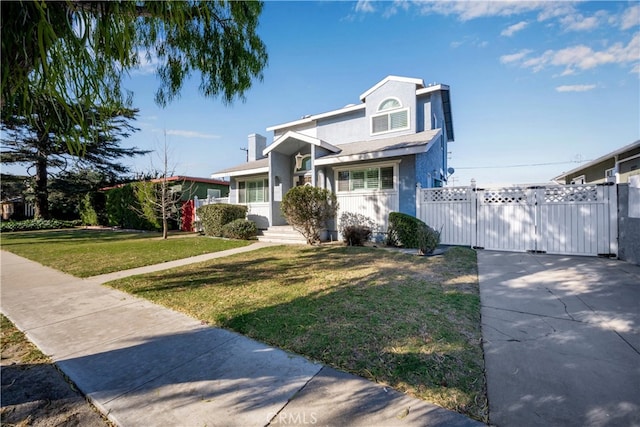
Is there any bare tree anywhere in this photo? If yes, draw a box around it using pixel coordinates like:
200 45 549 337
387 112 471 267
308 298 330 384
133 133 194 239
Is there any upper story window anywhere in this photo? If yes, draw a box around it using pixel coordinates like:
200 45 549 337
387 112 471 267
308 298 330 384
371 97 409 135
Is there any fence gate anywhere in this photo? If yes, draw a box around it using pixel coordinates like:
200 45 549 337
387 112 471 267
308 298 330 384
418 184 617 257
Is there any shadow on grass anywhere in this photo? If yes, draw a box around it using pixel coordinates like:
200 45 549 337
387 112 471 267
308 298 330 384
110 245 486 420
0 229 156 247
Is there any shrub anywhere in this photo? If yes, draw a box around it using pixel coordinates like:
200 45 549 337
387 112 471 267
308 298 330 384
0 219 80 232
341 225 372 246
78 192 108 226
198 203 247 237
281 186 338 245
416 224 441 255
339 212 375 246
222 219 257 240
387 212 439 253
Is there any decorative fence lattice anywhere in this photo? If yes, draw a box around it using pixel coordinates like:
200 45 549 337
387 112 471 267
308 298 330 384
423 187 471 202
481 188 529 204
544 185 599 203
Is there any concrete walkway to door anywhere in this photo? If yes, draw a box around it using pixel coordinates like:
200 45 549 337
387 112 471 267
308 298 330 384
478 251 640 427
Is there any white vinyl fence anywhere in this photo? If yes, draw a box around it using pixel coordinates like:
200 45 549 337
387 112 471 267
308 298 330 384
418 184 617 257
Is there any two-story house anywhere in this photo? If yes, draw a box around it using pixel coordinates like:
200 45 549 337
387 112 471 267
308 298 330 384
211 76 454 240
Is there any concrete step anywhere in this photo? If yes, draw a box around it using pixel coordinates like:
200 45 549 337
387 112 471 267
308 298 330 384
258 226 307 244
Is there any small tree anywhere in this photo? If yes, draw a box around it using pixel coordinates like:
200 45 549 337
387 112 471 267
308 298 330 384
281 186 338 245
133 136 195 238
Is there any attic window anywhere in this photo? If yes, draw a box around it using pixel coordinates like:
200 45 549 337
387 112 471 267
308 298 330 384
371 97 409 135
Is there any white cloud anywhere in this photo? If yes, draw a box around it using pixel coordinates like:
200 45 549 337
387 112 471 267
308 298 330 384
355 0 375 13
555 84 597 92
131 50 160 75
165 130 221 140
501 21 528 37
414 1 555 21
621 4 640 30
500 49 533 64
507 32 640 74
559 11 607 32
631 63 640 74
536 3 577 22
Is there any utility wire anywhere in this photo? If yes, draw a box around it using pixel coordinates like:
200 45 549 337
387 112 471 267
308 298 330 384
455 159 592 170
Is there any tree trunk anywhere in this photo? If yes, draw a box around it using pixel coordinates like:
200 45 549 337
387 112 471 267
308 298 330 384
34 146 49 219
162 217 168 239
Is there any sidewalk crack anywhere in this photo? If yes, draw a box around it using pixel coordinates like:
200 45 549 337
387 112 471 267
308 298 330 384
544 287 575 321
264 365 324 427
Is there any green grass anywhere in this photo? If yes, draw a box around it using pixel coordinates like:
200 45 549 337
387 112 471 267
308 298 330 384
0 229 251 277
108 245 487 421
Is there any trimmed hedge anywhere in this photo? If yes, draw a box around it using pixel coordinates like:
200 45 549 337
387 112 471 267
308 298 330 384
387 212 440 254
105 183 162 231
222 219 257 240
198 203 247 237
0 219 81 232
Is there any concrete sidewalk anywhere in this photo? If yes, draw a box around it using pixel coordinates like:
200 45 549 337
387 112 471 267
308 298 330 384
0 249 481 427
478 251 640 427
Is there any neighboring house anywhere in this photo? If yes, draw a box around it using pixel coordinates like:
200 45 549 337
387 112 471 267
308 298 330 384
552 140 640 185
157 176 230 201
211 76 454 239
102 176 229 200
102 176 229 232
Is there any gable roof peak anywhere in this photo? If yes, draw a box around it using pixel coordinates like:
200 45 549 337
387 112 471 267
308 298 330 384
359 76 425 101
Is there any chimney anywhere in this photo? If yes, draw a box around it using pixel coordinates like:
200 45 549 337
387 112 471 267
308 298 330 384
248 133 267 162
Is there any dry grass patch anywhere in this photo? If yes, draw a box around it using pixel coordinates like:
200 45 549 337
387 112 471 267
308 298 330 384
108 245 487 422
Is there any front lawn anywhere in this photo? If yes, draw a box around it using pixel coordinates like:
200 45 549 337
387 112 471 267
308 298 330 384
108 245 487 422
0 229 251 277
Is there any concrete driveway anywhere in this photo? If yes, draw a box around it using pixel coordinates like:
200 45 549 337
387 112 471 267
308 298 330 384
478 251 640 427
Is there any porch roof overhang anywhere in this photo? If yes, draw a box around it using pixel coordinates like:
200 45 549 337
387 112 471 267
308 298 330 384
210 158 269 178
263 131 341 156
315 129 442 166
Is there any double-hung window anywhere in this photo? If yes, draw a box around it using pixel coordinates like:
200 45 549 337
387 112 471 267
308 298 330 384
371 97 409 135
338 166 394 192
238 178 269 203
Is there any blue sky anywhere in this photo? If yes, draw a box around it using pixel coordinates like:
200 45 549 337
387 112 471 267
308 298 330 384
112 1 639 186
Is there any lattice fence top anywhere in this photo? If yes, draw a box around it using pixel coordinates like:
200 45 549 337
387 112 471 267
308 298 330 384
544 185 599 203
423 187 471 202
482 188 528 204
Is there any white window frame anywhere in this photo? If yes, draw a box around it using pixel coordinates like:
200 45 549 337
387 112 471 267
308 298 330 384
237 177 269 203
371 97 410 136
571 175 586 185
605 168 615 179
207 188 221 199
334 161 399 193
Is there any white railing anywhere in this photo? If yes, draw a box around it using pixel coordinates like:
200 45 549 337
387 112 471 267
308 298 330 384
193 197 270 231
193 196 230 232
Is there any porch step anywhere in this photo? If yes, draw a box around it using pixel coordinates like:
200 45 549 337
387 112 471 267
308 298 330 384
258 226 307 244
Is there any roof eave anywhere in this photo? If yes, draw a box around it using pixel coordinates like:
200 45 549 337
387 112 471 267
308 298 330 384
315 145 428 166
266 104 365 133
211 166 269 179
359 76 425 101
